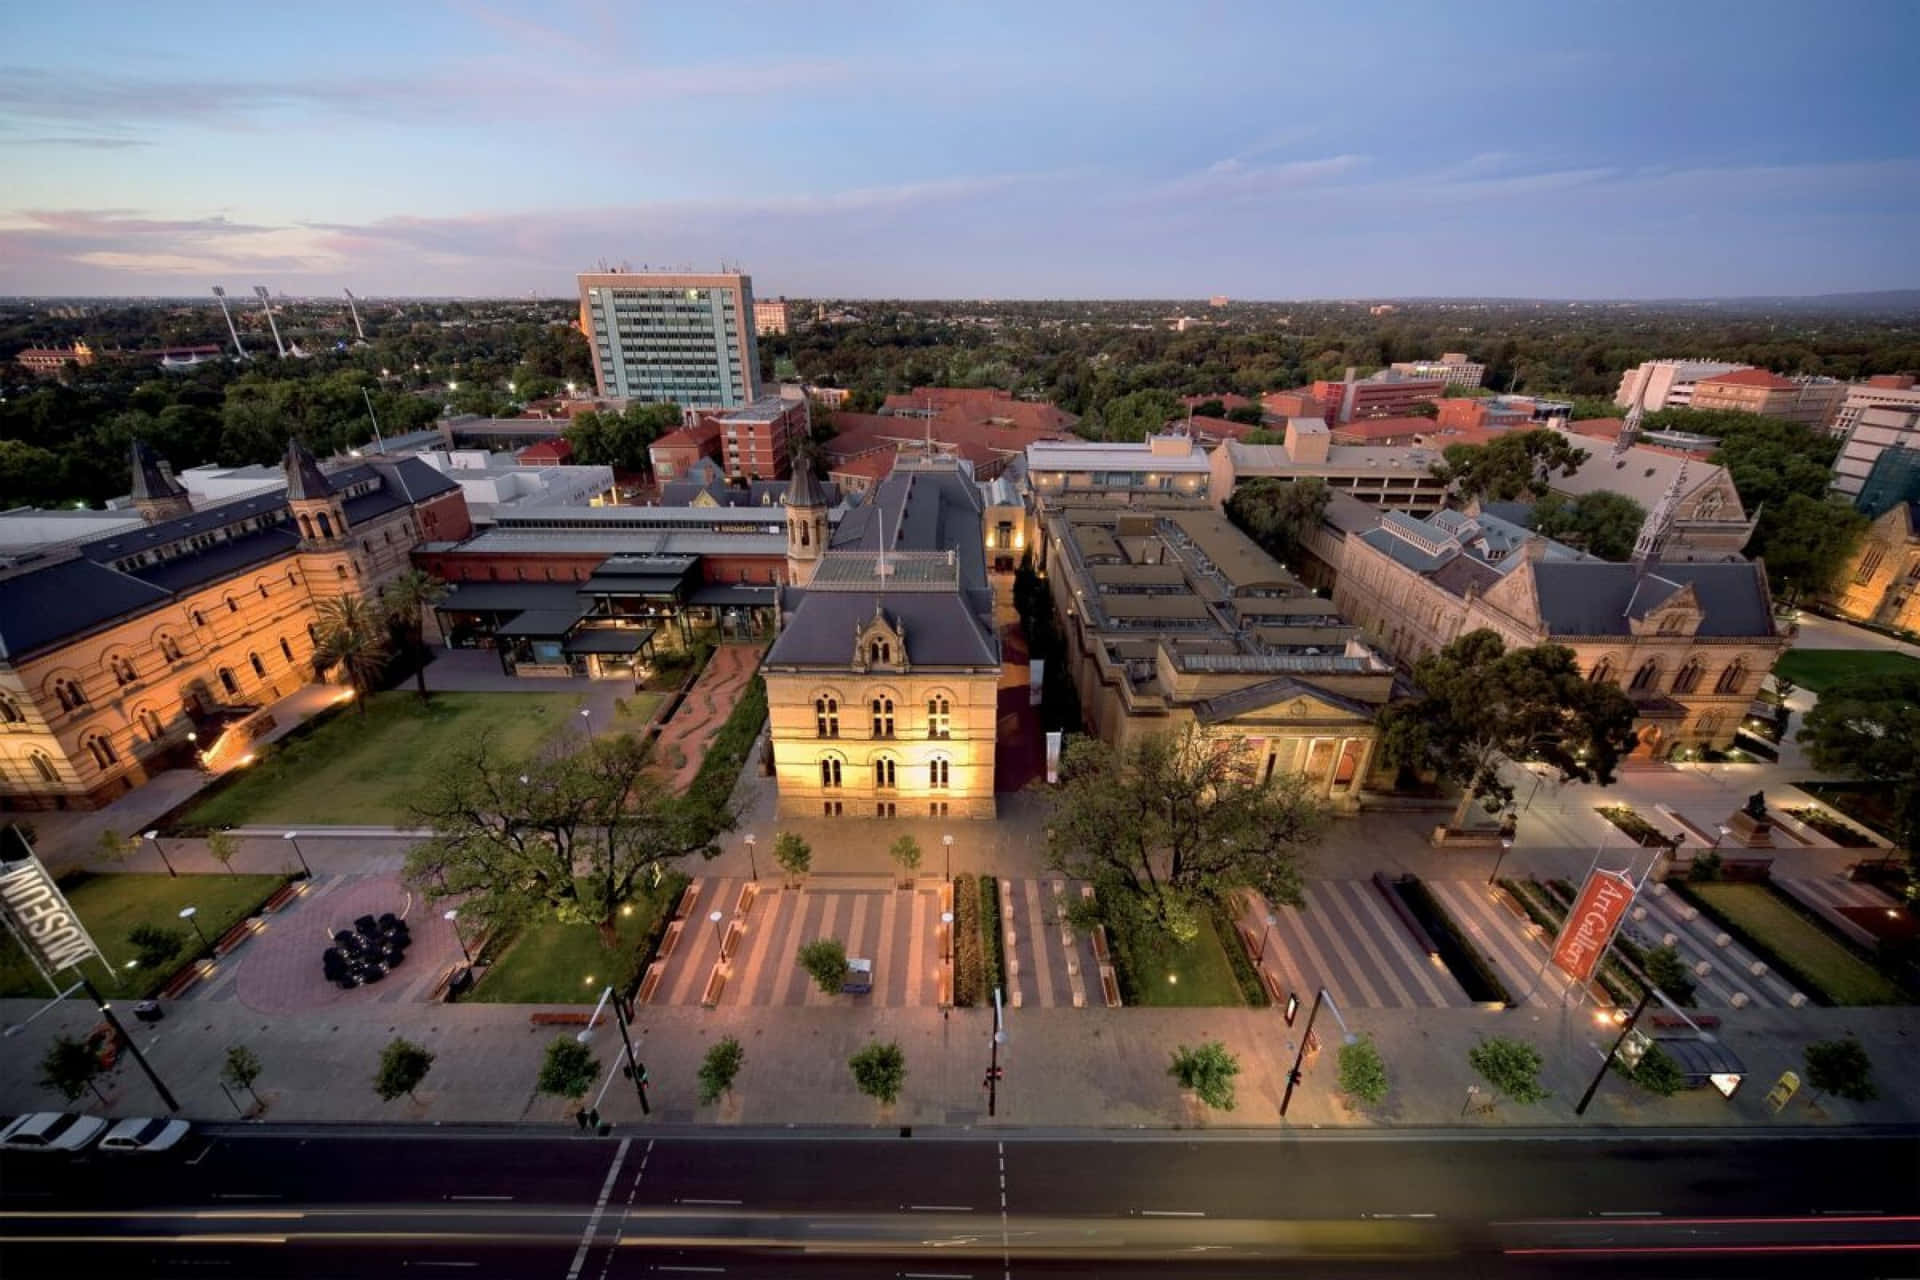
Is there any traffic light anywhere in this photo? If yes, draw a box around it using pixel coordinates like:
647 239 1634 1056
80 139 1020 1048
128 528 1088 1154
982 1067 1004 1087
1287 1069 1303 1088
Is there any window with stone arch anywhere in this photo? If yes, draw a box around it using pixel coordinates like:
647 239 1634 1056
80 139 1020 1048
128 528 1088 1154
1694 713 1721 741
0 693 22 723
299 514 315 539
1670 656 1705 695
157 633 182 663
50 676 87 712
1586 655 1616 685
1629 659 1660 691
1714 659 1749 696
137 707 164 742
249 651 267 679
225 593 239 614
108 653 137 686
29 750 58 783
280 637 295 664
929 755 950 790
872 754 897 790
870 695 895 738
926 693 951 739
868 638 891 666
819 754 844 789
814 694 839 738
83 733 118 769
219 667 239 697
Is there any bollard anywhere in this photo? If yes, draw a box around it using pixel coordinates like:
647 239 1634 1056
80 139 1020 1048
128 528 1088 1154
1729 991 1750 1008
1693 959 1713 976
1788 992 1808 1008
1662 932 1678 947
1713 932 1731 948
1750 960 1768 977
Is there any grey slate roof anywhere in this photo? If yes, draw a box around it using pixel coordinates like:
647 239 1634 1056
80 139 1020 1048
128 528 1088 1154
785 464 828 510
765 592 998 668
128 526 300 593
130 440 186 501
284 438 330 500
0 556 173 660
1529 561 1775 637
830 464 988 594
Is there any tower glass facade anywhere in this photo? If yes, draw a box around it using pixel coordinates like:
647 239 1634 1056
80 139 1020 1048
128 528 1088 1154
578 272 762 409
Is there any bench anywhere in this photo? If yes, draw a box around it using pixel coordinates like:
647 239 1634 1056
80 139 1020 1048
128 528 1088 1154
700 967 726 1008
262 884 301 914
636 963 666 1005
212 919 258 958
159 961 204 1000
673 882 699 921
1649 1012 1721 1030
528 1011 594 1028
1099 965 1122 1008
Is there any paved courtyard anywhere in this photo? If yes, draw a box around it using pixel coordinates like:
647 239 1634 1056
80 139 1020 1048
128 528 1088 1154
1237 881 1473 1010
1001 876 1101 1008
655 643 762 789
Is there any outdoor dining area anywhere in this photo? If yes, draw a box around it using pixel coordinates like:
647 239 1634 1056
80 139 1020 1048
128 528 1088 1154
322 913 411 989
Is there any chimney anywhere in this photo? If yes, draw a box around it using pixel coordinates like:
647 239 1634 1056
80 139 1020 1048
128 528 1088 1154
1523 535 1549 562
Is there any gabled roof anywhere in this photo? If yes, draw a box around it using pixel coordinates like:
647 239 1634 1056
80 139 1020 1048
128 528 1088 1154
1193 675 1379 725
785 462 828 510
1528 561 1775 638
765 590 998 668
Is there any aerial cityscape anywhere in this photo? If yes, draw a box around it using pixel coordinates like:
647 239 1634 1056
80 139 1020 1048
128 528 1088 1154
2 2 1918 1277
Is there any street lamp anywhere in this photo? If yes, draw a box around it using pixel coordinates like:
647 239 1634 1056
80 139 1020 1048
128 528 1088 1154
143 829 178 878
1487 835 1515 886
1254 912 1278 962
1279 987 1357 1117
579 707 593 738
444 909 473 965
744 833 758 882
709 909 725 951
282 830 311 877
580 984 648 1114
943 833 954 883
941 910 955 963
1709 824 1731 856
178 905 209 950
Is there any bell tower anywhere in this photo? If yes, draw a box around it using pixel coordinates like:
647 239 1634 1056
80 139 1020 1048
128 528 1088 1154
283 437 348 544
784 463 829 586
130 439 192 523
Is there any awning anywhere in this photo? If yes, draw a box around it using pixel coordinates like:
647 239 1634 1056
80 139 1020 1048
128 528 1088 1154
497 609 585 639
689 584 778 608
437 582 590 614
579 573 689 597
1655 1035 1747 1092
565 627 657 655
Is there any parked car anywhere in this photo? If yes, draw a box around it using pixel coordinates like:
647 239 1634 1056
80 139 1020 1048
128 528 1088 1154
99 1117 191 1153
0 1112 107 1153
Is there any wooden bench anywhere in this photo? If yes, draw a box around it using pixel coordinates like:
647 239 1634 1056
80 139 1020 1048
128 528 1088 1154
637 963 665 1005
700 967 726 1008
656 920 683 961
529 1010 594 1028
262 884 301 914
673 882 700 921
159 961 204 1000
1099 966 1122 1008
1650 1012 1721 1030
212 920 258 958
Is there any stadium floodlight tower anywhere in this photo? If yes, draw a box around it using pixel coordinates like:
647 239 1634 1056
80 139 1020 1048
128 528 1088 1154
343 288 369 344
252 285 288 358
211 286 247 359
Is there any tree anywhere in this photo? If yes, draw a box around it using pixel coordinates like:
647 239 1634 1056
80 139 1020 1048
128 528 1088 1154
536 1037 600 1104
128 922 185 970
1643 944 1697 1006
1337 1035 1390 1107
1095 389 1182 442
848 1039 906 1105
888 834 922 886
221 1045 264 1107
1226 476 1330 565
1620 1043 1686 1097
1468 1036 1548 1106
1045 724 1326 936
39 1034 107 1104
1377 630 1639 828
373 1037 435 1102
1430 431 1589 501
407 732 721 944
205 828 239 872
1190 398 1226 419
565 402 682 473
797 937 850 994
95 827 139 864
381 569 449 703
1167 1040 1241 1111
773 831 812 882
1797 672 1920 855
698 1036 745 1105
1803 1037 1877 1105
1225 404 1267 425
310 595 391 711
1762 494 1869 601
1525 490 1646 561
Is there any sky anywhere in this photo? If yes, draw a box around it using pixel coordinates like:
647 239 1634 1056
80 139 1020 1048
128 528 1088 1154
1 0 1915 299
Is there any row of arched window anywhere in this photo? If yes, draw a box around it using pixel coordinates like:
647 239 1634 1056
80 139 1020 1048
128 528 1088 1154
817 753 952 791
1591 656 1750 697
814 694 952 739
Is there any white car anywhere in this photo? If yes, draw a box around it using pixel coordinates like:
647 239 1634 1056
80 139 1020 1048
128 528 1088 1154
99 1116 191 1153
0 1112 108 1152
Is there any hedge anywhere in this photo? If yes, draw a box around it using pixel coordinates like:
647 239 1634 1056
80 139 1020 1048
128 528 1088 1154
979 876 1007 998
622 870 691 999
951 873 984 1008
1207 897 1272 1007
685 674 767 839
1392 875 1512 1005
1502 878 1643 1005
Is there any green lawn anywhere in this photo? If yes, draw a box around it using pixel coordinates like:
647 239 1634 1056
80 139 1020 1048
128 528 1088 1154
182 691 583 828
612 692 665 730
1773 648 1920 695
0 872 288 998
1688 883 1903 1005
468 873 686 1004
1111 912 1246 1008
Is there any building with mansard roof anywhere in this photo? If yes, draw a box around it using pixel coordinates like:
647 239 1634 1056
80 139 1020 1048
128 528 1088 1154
0 440 470 811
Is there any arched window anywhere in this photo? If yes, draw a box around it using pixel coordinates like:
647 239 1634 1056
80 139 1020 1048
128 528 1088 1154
316 512 334 539
929 756 950 790
1714 659 1749 696
799 521 810 547
815 696 839 738
1657 613 1685 635
1694 713 1721 740
299 514 315 539
29 751 57 783
111 655 137 686
191 608 205 627
225 594 239 614
927 695 951 738
0 694 20 723
307 622 319 646
158 634 182 663
1629 660 1659 692
219 667 239 697
249 651 266 679
1587 656 1614 685
868 640 890 665
280 637 295 663
52 678 87 712
336 565 348 581
258 582 270 600
873 756 896 790
138 708 164 742
1671 657 1704 695
819 756 842 789
1856 542 1888 585
84 734 118 769
870 697 894 738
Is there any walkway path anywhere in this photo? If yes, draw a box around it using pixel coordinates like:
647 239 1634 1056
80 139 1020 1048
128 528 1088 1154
1236 882 1471 1010
1776 875 1900 950
654 644 763 789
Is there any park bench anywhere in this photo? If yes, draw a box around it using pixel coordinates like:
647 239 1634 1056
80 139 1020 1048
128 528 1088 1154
528 1010 593 1028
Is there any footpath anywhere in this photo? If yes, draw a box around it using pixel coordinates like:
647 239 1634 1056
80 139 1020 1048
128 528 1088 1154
2 995 1911 1135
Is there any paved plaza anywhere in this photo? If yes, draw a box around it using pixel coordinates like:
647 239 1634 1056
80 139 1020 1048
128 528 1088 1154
1237 881 1473 1010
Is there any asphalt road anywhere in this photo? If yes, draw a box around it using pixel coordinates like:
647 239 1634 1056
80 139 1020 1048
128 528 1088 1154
2 1125 1917 1278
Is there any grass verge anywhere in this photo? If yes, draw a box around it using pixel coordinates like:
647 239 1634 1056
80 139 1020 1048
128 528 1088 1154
951 872 982 1008
1673 881 1903 1006
1101 901 1244 1008
469 870 689 1004
1773 648 1920 695
1209 897 1273 1007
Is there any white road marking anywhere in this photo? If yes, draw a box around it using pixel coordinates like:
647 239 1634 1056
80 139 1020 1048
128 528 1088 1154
565 1137 629 1280
997 1141 1010 1280
1365 1212 1437 1220
908 1204 973 1212
1140 1209 1205 1218
678 1198 743 1206
446 1194 512 1201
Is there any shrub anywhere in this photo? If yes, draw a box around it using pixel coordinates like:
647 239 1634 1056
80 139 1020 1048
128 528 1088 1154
128 922 186 970
39 1035 104 1104
773 831 811 879
536 1037 599 1102
797 937 849 994
1468 1036 1548 1105
685 674 766 837
849 1039 906 1105
1168 1040 1240 1111
1643 944 1697 1007
698 1036 744 1105
1337 1035 1390 1107
221 1045 264 1106
1804 1037 1877 1104
1207 897 1272 1007
889 834 922 884
1618 1043 1685 1097
979 876 1006 997
951 873 983 1007
373 1037 435 1103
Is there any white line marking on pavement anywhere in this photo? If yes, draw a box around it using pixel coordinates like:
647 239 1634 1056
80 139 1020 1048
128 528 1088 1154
1140 1209 1205 1217
997 1141 1010 1280
566 1136 629 1280
602 1139 653 1280
679 1198 743 1206
186 1144 216 1166
445 1195 512 1201
1365 1212 1437 1220
908 1204 973 1212
1598 1210 1661 1217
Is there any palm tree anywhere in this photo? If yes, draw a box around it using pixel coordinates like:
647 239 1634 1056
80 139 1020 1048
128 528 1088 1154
311 596 390 714
380 570 449 703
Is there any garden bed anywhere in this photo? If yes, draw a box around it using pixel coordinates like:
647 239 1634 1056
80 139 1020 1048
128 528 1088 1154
1389 875 1511 1005
468 870 689 1004
952 873 983 1007
1787 805 1879 849
1095 890 1244 1007
979 876 1007 997
1208 897 1272 1008
1596 805 1676 849
1672 881 1903 1006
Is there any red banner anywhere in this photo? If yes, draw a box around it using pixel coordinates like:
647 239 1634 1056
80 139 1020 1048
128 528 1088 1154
1550 869 1636 983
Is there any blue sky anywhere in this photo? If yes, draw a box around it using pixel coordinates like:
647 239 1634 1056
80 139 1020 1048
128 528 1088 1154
2 0 1915 298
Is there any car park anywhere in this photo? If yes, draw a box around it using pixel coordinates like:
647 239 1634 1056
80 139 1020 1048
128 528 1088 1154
99 1117 191 1153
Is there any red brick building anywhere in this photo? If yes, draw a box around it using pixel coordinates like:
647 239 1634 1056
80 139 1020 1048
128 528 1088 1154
648 419 722 482
1310 374 1446 423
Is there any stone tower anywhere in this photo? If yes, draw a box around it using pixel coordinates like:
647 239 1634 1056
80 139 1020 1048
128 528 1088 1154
283 437 347 544
784 462 829 586
129 439 193 523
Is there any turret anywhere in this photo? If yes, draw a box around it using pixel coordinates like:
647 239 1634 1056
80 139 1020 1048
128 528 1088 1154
130 440 192 523
784 461 829 586
283 438 348 544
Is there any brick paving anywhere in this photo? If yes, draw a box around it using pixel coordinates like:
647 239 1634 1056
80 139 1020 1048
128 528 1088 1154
1238 882 1472 1010
1000 877 1098 1008
1776 876 1900 950
1425 879 1585 1008
1635 883 1803 1008
655 643 763 789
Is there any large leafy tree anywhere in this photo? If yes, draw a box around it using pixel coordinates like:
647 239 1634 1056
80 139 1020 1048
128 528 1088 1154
1798 672 1920 856
380 570 449 703
1431 431 1589 501
565 402 682 473
1046 724 1326 933
1378 629 1639 828
310 595 391 711
1227 476 1330 566
406 732 722 942
1757 493 1868 602
1092 389 1182 442
1525 490 1646 561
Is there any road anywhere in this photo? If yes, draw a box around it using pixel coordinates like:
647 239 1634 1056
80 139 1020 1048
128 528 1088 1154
2 1125 1917 1277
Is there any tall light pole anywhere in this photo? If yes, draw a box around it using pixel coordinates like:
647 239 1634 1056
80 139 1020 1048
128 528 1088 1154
282 830 311 877
709 909 725 951
579 707 593 739
985 986 1006 1116
943 833 954 883
1254 912 1278 962
1279 987 1356 1117
744 833 758 882
444 909 472 965
143 830 177 878
941 910 954 963
179 905 209 951
80 975 178 1112
580 985 647 1114
1487 835 1515 886
1575 986 1654 1116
